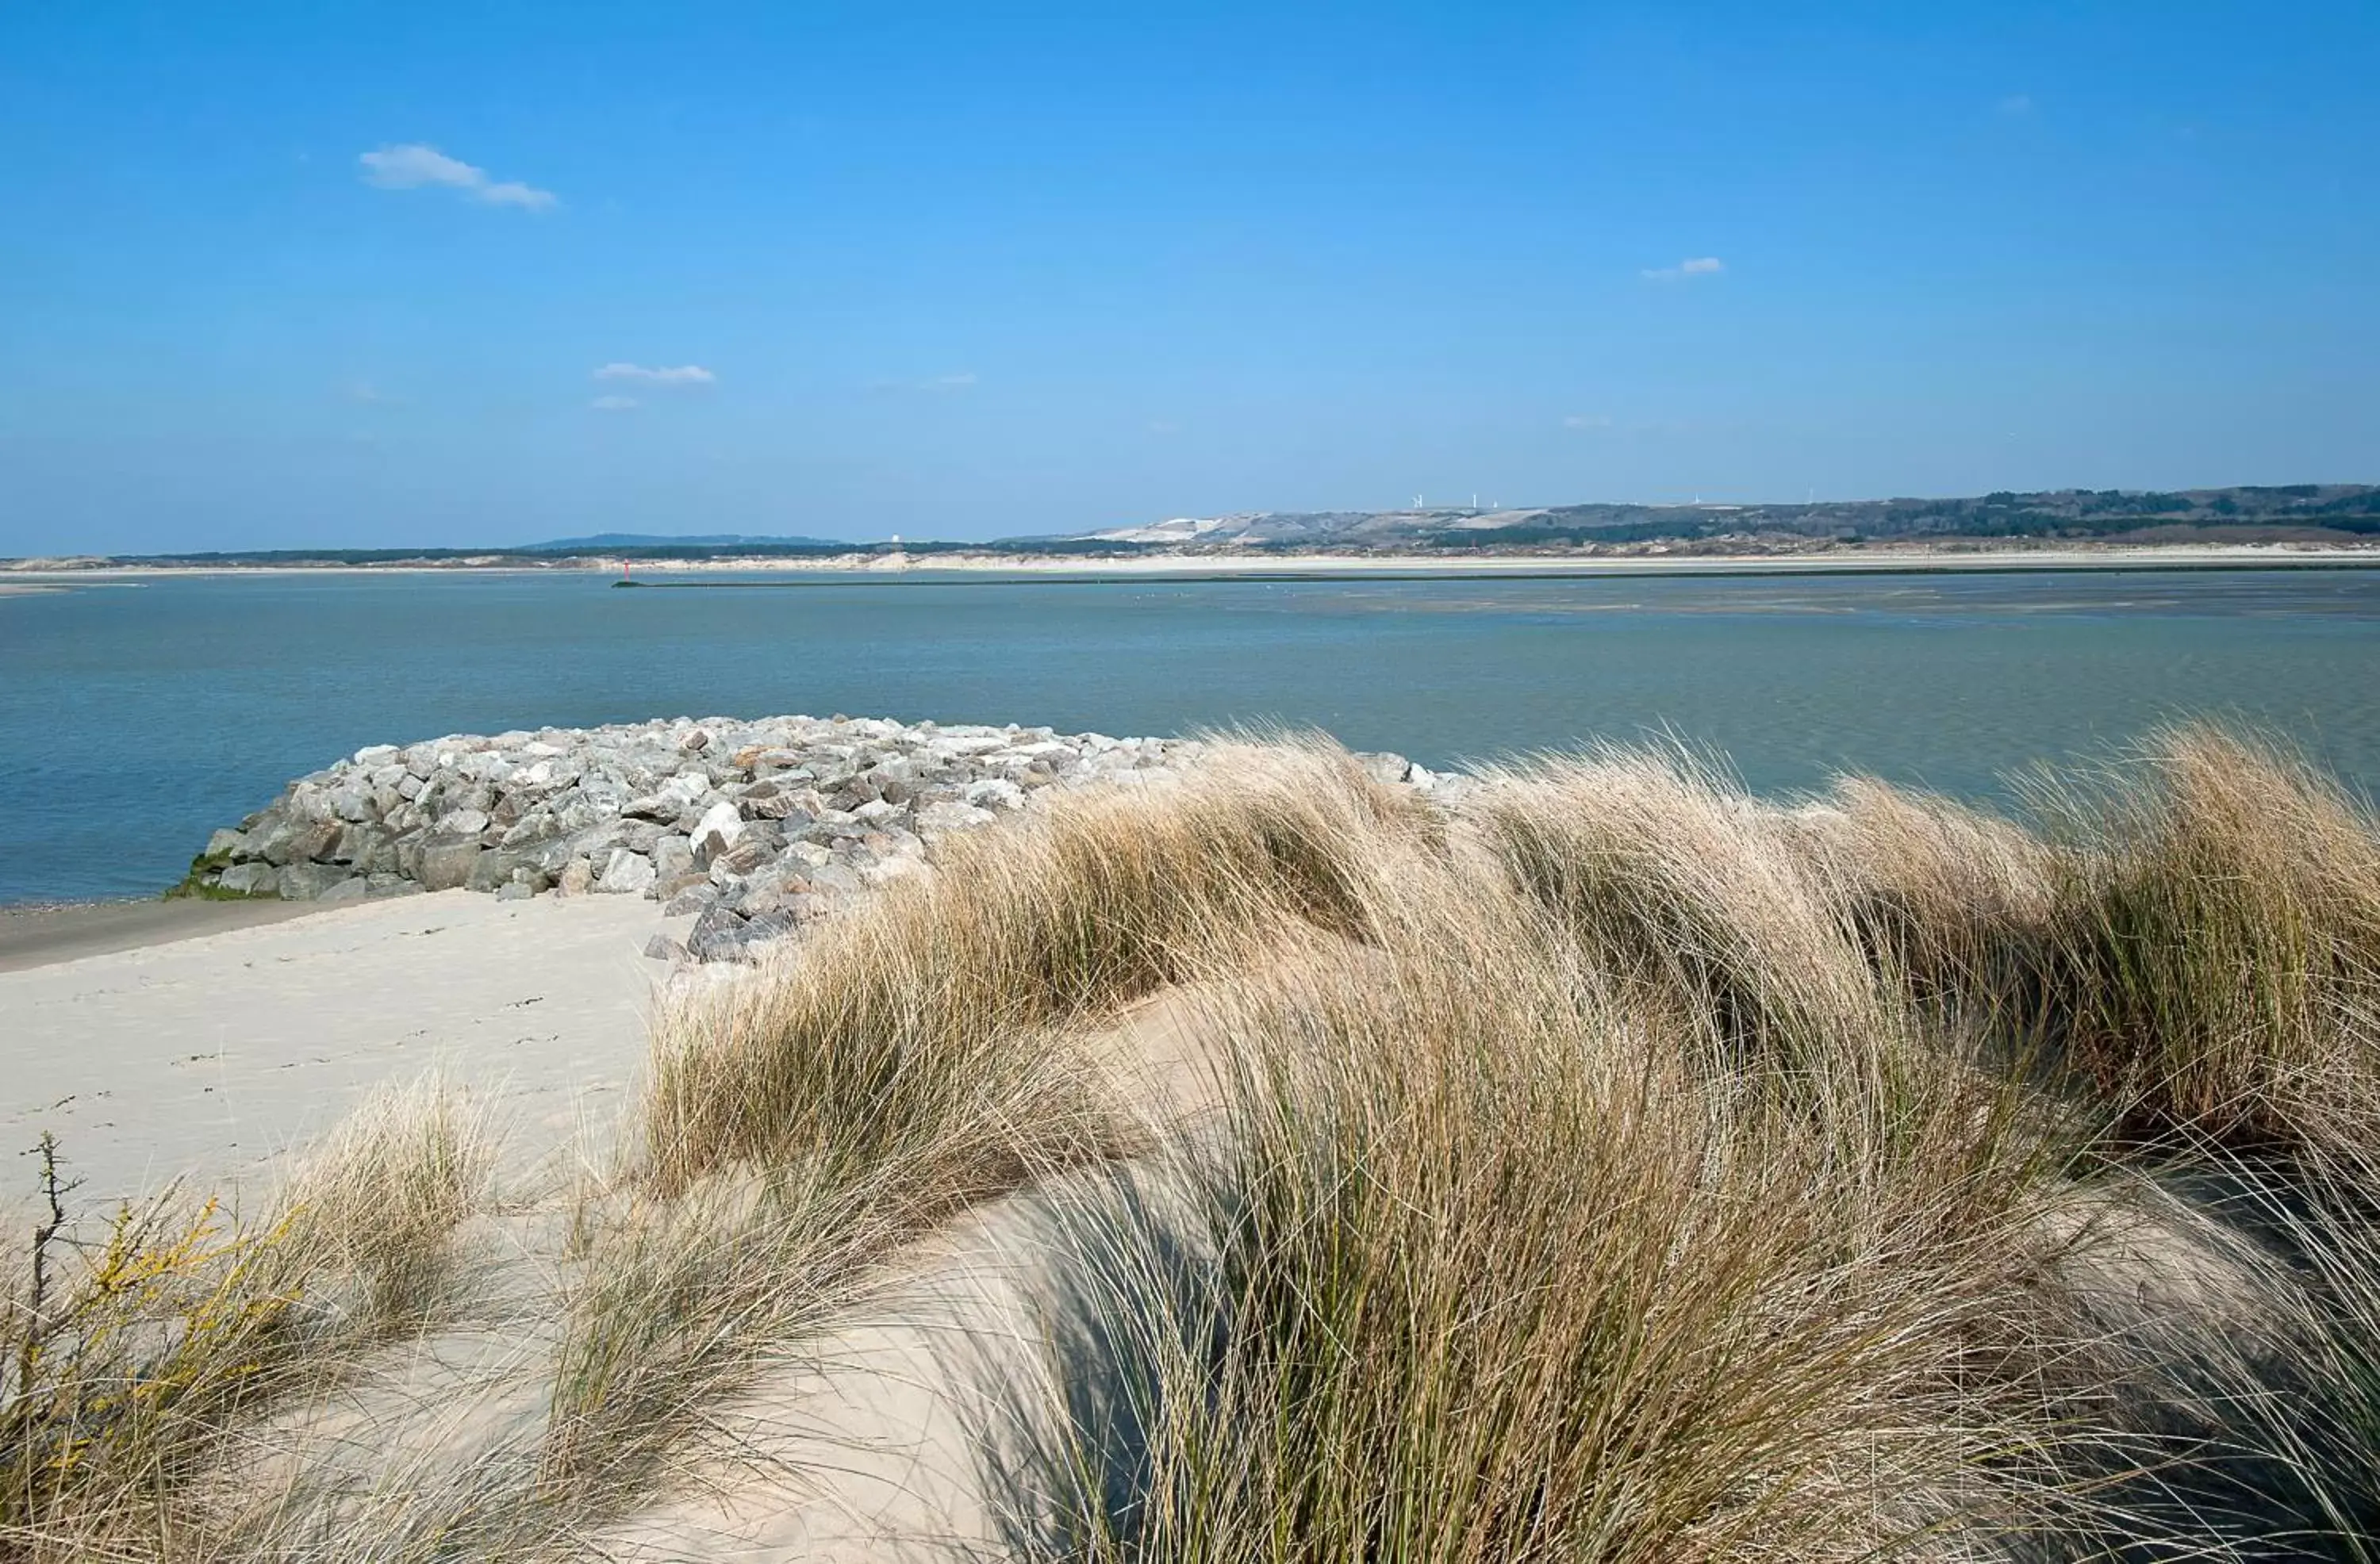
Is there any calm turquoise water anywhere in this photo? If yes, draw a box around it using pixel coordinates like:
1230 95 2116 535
4 566 2378 905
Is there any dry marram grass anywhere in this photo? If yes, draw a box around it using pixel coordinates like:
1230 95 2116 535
11 725 2380 1560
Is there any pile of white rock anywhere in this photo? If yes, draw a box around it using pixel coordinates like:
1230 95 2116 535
186 716 1208 961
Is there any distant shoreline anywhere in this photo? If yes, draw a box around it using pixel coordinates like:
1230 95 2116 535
9 540 2380 585
621 542 2380 580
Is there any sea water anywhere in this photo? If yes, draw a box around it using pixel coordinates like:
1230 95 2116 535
3 565 2377 904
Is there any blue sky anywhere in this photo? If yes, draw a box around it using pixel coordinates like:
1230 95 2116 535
2 2 2374 551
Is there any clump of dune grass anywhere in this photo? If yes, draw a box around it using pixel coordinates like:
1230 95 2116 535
1471 745 1894 1064
1792 775 2063 1016
960 727 2380 1561
537 1156 985 1518
1455 746 2010 1201
984 861 2098 1563
275 1073 499 1330
530 743 1433 1531
2036 726 2380 1147
501 742 1449 1536
643 739 1436 1186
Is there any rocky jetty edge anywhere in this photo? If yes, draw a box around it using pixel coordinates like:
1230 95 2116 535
182 714 1457 963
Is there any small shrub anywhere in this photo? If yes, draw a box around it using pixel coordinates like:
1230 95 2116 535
0 1079 494 1554
2 1135 308 1542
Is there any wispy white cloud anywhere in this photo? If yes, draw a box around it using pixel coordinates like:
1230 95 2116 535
477 181 555 209
593 362 716 385
1561 413 1614 430
589 395 640 412
341 378 392 404
1996 93 2036 117
359 144 557 210
1641 256 1725 282
359 143 475 188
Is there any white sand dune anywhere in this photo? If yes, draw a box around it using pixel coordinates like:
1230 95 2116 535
0 891 1219 1557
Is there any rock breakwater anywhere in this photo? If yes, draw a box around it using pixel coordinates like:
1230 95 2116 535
186 715 1280 962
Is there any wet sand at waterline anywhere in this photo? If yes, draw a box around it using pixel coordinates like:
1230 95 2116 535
0 896 324 973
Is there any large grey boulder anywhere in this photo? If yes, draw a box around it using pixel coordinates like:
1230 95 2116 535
689 799 744 867
278 861 355 901
217 861 281 897
467 846 547 894
598 849 657 895
854 758 917 804
416 832 484 892
652 834 695 884
808 861 866 896
259 817 339 867
916 800 997 834
741 909 796 948
662 881 719 917
437 807 491 838
624 772 708 822
685 903 754 962
964 778 1028 811
566 820 629 861
500 810 560 848
739 781 823 822
328 822 390 868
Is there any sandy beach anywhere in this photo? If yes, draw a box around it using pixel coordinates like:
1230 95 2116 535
0 869 1168 1557
0 891 676 1204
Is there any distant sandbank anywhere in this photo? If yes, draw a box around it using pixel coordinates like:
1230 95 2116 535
8 539 2380 585
674 541 2380 577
